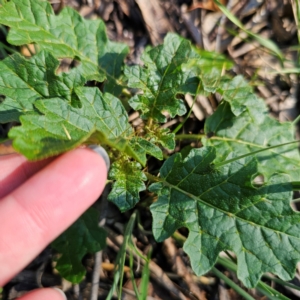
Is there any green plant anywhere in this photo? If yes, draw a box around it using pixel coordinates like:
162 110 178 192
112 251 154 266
1 0 300 294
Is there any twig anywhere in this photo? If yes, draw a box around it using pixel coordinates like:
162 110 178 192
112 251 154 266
180 5 203 47
36 261 47 288
163 238 206 300
90 252 103 300
73 284 82 300
89 188 109 300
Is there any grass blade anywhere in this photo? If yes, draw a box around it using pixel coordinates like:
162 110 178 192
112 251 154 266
128 249 141 299
213 0 283 61
256 281 291 300
106 211 137 300
217 257 291 300
214 140 300 168
139 248 151 300
211 267 255 300
263 274 300 292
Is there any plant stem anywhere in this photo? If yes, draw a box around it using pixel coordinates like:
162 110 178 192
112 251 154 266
215 140 300 168
217 256 237 272
291 197 300 202
0 41 17 54
106 211 137 300
172 231 186 247
217 257 291 300
175 134 206 140
128 251 141 299
224 250 236 263
290 182 300 191
144 172 160 183
291 0 300 66
256 281 291 300
263 274 300 292
292 114 300 125
211 267 255 300
173 83 202 134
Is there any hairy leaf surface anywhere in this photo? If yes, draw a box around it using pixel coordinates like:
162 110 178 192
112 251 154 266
0 51 85 123
0 0 128 94
125 33 200 122
204 102 300 180
146 127 175 151
150 147 300 287
51 208 106 283
108 161 147 212
9 87 161 164
216 76 266 122
129 137 163 163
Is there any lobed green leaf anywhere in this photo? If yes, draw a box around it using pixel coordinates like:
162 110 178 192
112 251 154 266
0 51 85 123
129 136 163 164
125 33 200 123
204 102 300 180
108 161 147 212
150 147 300 287
146 127 175 151
8 86 161 164
216 75 266 122
51 208 106 283
0 0 128 95
186 68 266 123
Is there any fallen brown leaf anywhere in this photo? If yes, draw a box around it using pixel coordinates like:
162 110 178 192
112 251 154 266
189 0 228 12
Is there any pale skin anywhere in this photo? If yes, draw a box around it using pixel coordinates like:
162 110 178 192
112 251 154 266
0 148 108 300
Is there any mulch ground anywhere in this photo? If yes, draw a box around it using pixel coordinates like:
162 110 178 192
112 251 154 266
2 0 300 299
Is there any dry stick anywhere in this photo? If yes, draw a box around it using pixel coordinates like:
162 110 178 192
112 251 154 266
163 238 206 300
90 249 103 300
135 0 174 46
90 188 109 300
180 5 203 47
36 261 47 288
106 228 187 300
73 284 82 300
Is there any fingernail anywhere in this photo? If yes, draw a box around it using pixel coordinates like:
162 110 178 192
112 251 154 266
88 145 110 171
51 288 67 300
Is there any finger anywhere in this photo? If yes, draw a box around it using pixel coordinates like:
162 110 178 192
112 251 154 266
0 147 107 286
17 288 66 300
0 154 53 199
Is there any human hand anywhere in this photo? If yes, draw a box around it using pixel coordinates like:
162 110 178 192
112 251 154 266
0 147 108 300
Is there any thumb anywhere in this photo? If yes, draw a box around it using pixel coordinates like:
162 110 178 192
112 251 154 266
17 288 66 300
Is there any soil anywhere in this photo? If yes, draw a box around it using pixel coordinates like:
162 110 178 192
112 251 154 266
1 0 300 299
